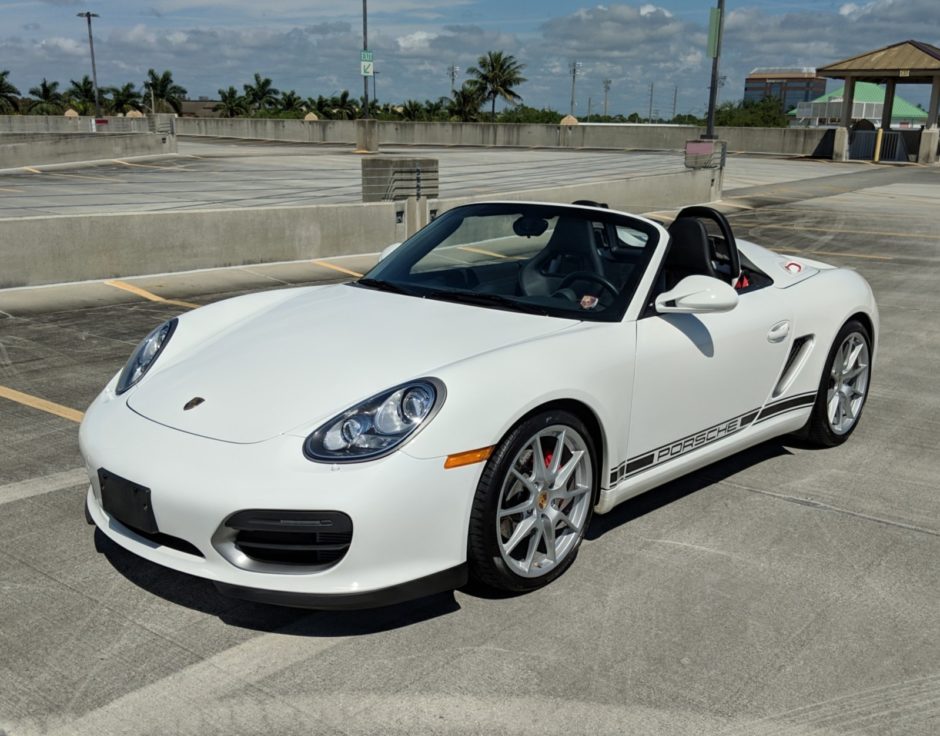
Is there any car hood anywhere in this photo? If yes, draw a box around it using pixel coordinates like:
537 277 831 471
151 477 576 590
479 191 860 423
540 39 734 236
127 284 575 443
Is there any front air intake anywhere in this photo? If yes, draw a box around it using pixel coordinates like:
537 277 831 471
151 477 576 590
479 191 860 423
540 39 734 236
224 510 352 567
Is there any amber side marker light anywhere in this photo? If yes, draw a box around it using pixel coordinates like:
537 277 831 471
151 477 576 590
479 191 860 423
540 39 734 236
444 446 494 469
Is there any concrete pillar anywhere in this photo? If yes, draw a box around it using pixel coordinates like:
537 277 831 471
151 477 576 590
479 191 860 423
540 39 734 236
355 119 378 153
927 75 940 129
840 77 856 129
881 79 896 131
404 196 429 237
833 127 850 162
917 128 938 164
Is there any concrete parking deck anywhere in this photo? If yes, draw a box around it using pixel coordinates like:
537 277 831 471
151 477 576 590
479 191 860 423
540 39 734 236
0 157 938 735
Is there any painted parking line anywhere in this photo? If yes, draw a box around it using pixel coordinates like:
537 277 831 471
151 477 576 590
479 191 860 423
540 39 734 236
112 159 185 170
311 260 364 278
0 384 84 423
0 468 89 506
22 167 42 174
757 223 940 241
769 248 892 261
103 280 200 309
0 187 22 193
457 246 508 259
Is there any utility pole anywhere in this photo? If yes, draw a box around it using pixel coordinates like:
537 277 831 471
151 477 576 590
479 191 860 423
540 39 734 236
603 79 612 117
373 70 379 105
648 82 654 123
448 64 460 92
587 96 592 120
569 61 581 117
704 0 725 138
77 11 101 118
361 0 370 119
672 85 678 120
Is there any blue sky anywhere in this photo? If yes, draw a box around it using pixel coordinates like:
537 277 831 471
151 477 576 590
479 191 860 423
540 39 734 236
2 1 937 114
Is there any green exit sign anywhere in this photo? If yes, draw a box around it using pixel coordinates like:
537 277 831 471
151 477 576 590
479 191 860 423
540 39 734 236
361 50 373 63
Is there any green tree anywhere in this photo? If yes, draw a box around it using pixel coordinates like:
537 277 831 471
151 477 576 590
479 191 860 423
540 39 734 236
0 70 20 113
466 50 527 120
106 83 142 115
399 99 425 121
498 104 562 124
26 79 65 115
242 73 279 113
278 90 304 113
67 75 97 115
214 86 248 117
145 69 187 114
328 90 358 120
714 97 788 127
447 83 483 122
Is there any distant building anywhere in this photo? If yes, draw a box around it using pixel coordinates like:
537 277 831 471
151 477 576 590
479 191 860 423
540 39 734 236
790 82 928 128
179 98 220 118
744 68 826 112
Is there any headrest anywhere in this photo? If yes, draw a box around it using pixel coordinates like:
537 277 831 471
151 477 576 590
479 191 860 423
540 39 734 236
666 218 711 271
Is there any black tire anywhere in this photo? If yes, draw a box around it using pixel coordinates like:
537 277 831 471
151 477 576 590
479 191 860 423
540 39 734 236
803 319 872 448
467 409 597 593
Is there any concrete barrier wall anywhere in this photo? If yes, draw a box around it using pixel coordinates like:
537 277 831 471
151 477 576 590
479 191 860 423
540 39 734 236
0 133 177 169
0 115 151 133
0 167 719 288
175 117 832 156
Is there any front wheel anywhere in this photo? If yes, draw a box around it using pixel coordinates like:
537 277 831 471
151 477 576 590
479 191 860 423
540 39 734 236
467 410 596 593
803 319 872 447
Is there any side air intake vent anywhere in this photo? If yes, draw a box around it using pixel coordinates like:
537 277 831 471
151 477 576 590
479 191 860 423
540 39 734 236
773 335 814 398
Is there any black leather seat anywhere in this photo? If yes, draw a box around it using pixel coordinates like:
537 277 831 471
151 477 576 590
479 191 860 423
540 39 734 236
518 217 603 296
662 218 718 290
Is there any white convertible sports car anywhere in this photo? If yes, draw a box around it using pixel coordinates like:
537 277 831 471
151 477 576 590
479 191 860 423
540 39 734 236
80 202 877 608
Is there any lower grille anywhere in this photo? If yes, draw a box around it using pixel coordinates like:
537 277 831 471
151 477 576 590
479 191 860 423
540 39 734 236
226 510 352 567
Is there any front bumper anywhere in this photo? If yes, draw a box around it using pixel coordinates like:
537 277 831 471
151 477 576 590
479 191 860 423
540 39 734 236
80 389 482 607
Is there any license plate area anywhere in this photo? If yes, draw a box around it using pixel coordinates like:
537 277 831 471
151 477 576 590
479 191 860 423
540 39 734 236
98 468 158 534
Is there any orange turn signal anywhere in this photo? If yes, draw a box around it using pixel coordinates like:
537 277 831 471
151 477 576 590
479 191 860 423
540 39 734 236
444 446 494 469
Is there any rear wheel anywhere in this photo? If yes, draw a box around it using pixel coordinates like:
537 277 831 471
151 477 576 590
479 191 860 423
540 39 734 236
467 410 596 593
804 320 872 447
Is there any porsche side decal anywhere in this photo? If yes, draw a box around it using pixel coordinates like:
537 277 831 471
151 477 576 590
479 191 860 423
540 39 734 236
609 391 817 486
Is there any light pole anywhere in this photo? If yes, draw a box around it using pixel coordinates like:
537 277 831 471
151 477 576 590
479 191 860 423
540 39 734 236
448 64 460 93
373 70 379 105
603 79 612 117
361 0 370 119
77 11 101 118
704 0 725 139
569 61 582 117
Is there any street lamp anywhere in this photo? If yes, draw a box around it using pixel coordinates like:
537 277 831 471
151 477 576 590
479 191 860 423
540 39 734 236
77 11 101 118
569 61 582 117
448 64 460 92
361 0 370 119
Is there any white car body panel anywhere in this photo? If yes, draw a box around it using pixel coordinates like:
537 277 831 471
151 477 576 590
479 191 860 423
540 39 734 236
79 202 879 606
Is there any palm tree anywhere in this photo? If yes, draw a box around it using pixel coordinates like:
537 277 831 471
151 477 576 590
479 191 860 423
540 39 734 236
0 70 20 113
242 73 279 113
106 83 142 115
67 75 97 115
423 97 449 121
214 87 248 118
448 83 483 122
328 90 358 120
305 95 332 119
399 99 425 121
145 69 187 114
466 50 527 120
26 79 65 115
278 90 304 113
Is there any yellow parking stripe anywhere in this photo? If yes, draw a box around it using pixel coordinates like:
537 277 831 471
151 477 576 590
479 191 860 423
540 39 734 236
22 167 42 174
112 159 180 170
457 246 508 259
104 279 199 309
0 385 83 423
311 260 364 278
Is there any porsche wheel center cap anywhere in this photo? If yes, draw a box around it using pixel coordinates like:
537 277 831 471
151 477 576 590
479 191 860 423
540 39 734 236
537 492 549 510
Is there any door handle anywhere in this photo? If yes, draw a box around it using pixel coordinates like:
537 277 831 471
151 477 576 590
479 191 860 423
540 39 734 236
767 320 790 343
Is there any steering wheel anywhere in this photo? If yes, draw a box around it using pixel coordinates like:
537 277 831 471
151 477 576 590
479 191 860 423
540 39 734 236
556 271 619 297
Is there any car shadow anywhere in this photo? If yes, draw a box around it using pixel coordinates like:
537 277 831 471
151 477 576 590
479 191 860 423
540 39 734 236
586 438 793 540
94 529 461 635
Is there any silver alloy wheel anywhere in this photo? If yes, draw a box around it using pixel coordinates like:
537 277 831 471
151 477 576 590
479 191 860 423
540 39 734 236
496 425 593 578
827 331 870 435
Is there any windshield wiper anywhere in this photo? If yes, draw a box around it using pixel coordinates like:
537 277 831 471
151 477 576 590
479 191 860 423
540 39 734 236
419 288 552 316
354 278 418 296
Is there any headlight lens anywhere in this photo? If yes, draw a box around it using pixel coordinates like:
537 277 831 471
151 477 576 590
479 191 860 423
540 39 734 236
305 379 444 462
115 318 177 394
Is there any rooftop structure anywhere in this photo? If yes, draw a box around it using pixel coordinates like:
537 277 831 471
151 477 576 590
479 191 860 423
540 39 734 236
744 67 826 112
791 81 927 128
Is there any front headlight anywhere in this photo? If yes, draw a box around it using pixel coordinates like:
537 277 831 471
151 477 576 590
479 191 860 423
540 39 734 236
304 378 445 463
116 318 177 395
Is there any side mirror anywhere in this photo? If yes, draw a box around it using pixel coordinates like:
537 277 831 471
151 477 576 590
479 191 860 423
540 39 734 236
655 275 738 315
378 242 402 262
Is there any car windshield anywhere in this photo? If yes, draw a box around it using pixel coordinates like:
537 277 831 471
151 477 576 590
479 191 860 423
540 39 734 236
356 202 660 322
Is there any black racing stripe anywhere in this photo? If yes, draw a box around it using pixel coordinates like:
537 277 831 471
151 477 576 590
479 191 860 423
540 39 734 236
756 392 816 422
740 410 760 427
624 453 655 474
